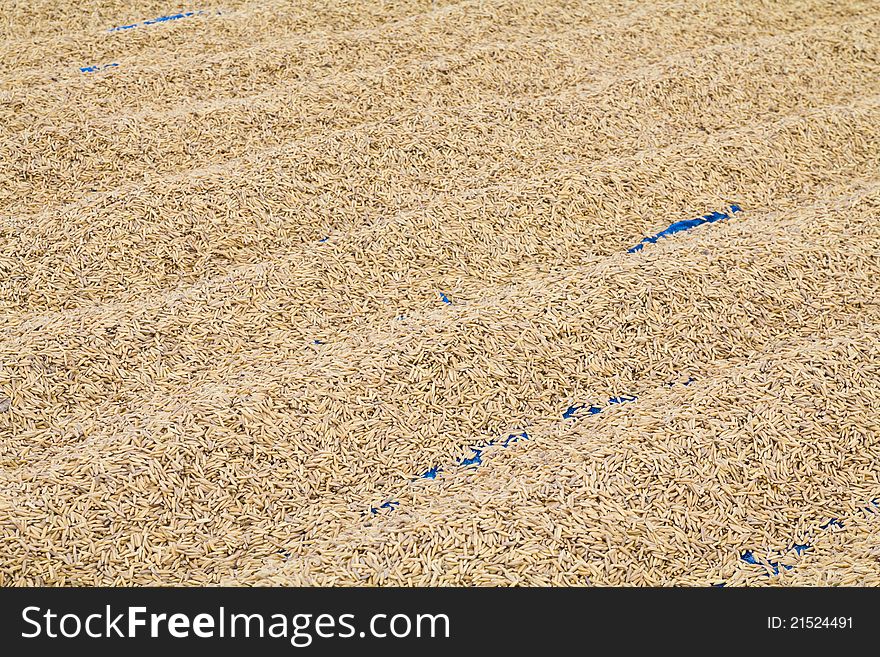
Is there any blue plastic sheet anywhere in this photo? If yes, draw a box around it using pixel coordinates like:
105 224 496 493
458 449 482 467
368 500 400 515
563 395 636 420
503 430 529 448
370 392 646 516
108 10 211 32
80 63 118 73
628 205 743 253
733 501 880 582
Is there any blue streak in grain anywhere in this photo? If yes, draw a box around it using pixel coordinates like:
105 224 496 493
108 10 206 32
360 203 752 520
734 501 880 583
80 63 118 73
628 205 743 253
459 449 483 467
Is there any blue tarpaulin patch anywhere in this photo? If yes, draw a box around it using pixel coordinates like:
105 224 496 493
730 502 880 583
80 63 118 73
366 394 642 515
628 205 743 253
503 431 529 447
740 551 759 565
368 500 400 515
561 405 578 419
740 549 794 576
563 395 636 420
108 10 213 32
367 394 640 515
439 292 452 304
563 403 602 419
459 448 482 467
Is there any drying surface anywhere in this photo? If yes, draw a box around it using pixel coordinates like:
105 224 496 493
1 0 879 585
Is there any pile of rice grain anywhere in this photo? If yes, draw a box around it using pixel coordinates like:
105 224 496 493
1 0 879 586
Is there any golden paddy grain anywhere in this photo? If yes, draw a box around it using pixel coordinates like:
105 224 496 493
1 0 878 586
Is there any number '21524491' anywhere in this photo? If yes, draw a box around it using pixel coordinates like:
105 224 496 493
768 617 853 630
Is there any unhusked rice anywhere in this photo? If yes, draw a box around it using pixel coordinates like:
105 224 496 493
1 0 879 586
